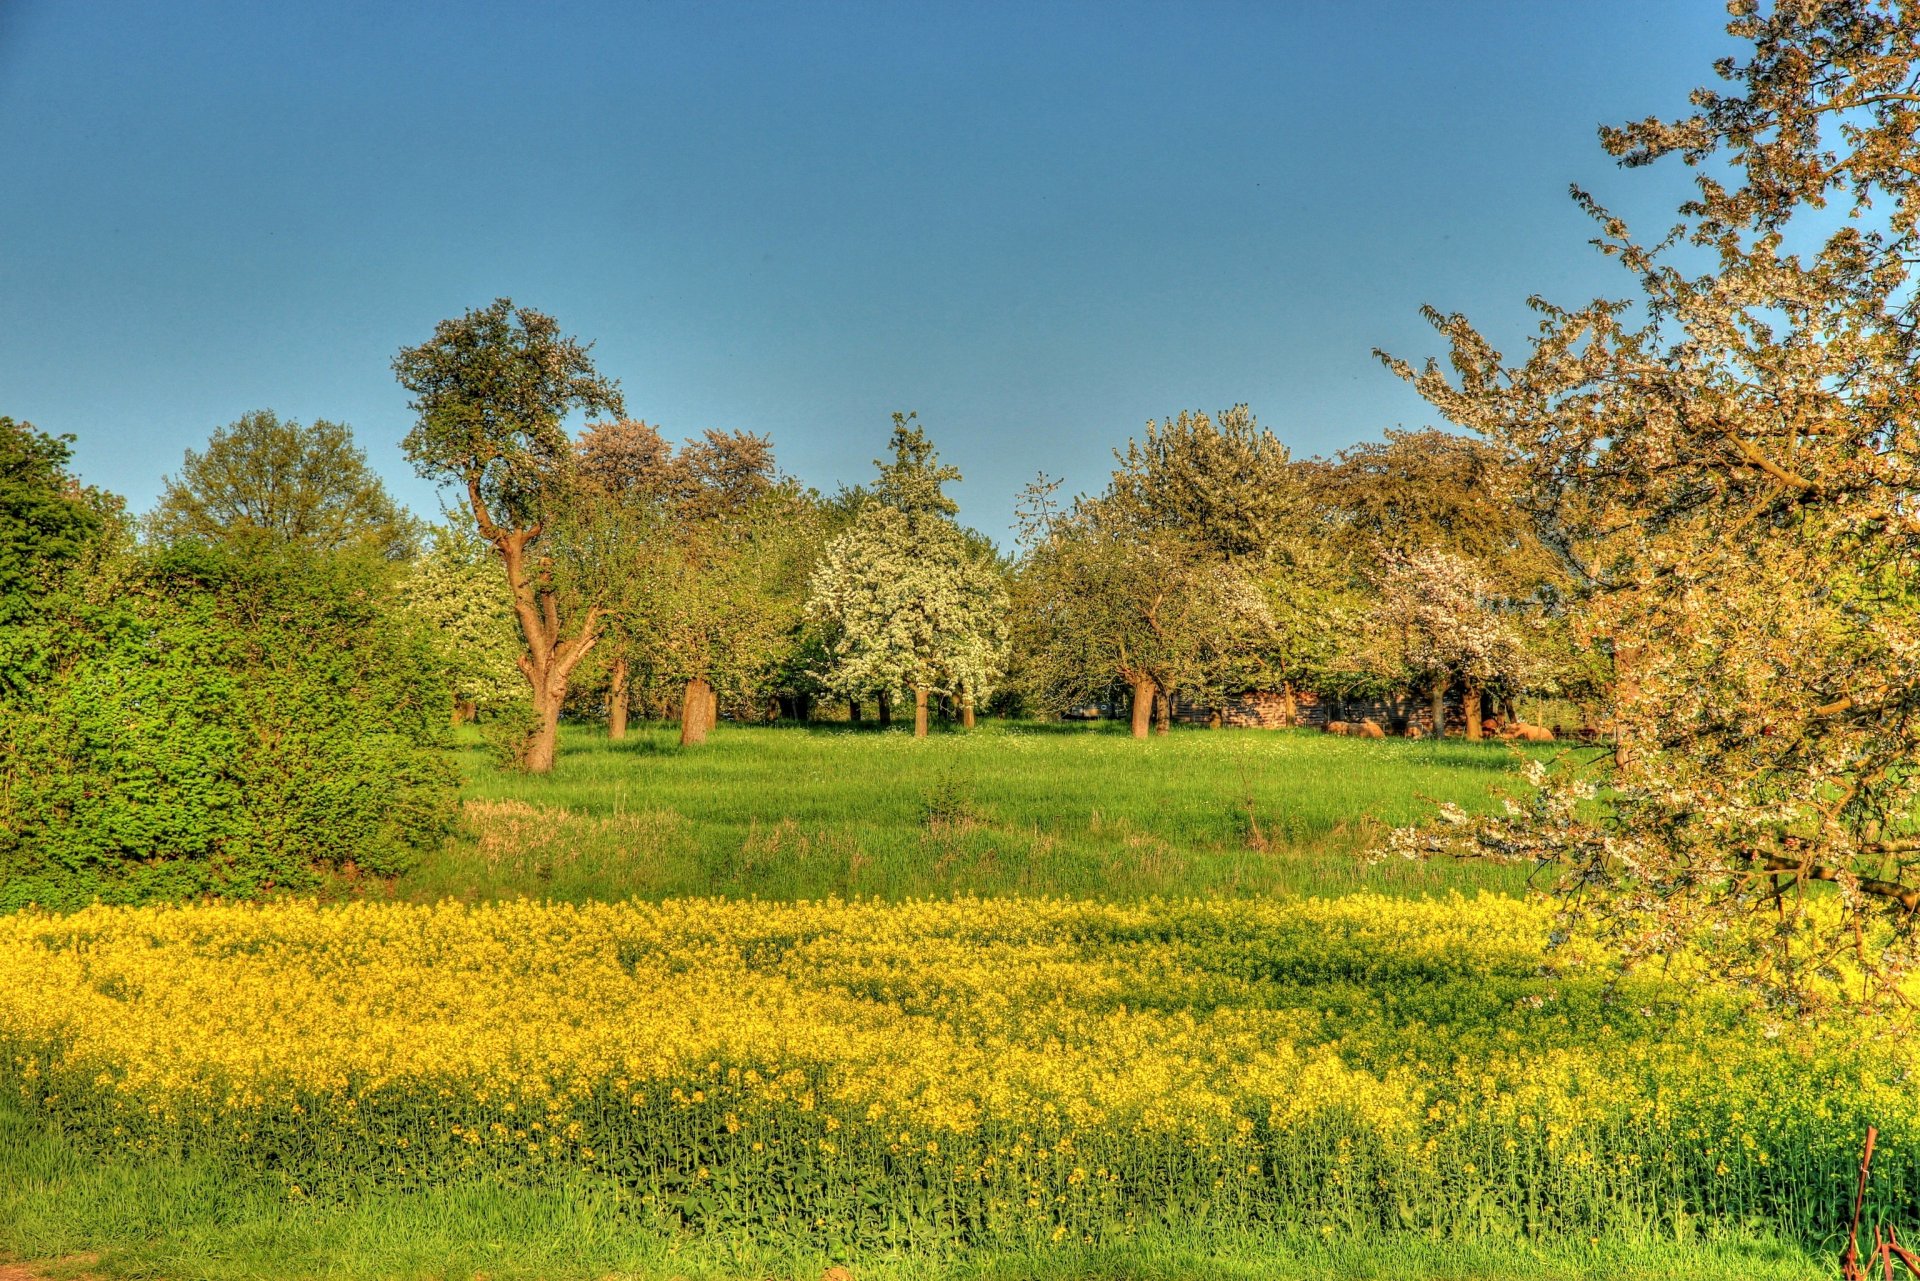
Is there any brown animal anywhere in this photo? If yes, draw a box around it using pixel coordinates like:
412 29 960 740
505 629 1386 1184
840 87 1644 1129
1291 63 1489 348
1353 719 1386 738
1325 720 1349 735
1403 724 1424 740
1502 722 1555 743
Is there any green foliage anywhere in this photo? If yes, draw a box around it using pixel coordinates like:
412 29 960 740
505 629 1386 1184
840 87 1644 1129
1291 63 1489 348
148 410 419 558
809 419 1007 707
401 523 527 712
0 416 103 626
873 410 960 520
0 544 459 909
394 298 624 533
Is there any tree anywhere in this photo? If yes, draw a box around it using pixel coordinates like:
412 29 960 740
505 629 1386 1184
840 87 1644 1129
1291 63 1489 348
574 420 808 746
808 416 1007 737
1013 486 1273 736
394 299 624 772
1 417 103 619
1305 427 1557 593
1382 1 1920 1011
1369 549 1532 739
1013 407 1300 735
399 524 525 724
149 411 417 558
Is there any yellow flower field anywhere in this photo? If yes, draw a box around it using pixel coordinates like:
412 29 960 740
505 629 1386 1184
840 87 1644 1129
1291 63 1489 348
0 893 1908 1247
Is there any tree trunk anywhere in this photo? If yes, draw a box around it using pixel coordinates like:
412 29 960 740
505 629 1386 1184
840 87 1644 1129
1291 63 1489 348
608 655 629 741
1153 690 1170 736
914 685 930 739
680 676 714 747
849 698 862 724
878 692 892 727
489 524 603 774
1130 674 1156 739
703 682 720 733
526 681 565 773
960 691 975 730
451 698 477 727
1281 681 1297 727
1430 676 1447 738
1465 681 1483 741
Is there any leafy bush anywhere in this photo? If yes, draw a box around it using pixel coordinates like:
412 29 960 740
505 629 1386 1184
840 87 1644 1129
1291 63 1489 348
0 543 458 909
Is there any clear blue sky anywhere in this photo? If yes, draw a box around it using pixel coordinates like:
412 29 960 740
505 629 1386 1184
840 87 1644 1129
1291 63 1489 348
1 0 1732 543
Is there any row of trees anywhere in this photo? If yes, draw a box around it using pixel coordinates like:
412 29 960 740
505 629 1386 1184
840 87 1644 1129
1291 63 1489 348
13 310 1582 784
381 297 1580 772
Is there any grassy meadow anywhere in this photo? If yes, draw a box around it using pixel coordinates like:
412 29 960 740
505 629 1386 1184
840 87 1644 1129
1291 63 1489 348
0 721 1866 1281
402 720 1555 903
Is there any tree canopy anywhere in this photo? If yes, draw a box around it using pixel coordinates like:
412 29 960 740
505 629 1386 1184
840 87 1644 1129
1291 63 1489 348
149 411 417 558
1384 0 1920 1012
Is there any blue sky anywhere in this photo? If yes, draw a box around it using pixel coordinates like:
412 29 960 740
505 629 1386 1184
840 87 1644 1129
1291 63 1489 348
1 1 1733 543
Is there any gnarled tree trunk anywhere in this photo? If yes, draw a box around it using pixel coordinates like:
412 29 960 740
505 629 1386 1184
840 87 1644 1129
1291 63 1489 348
1430 676 1447 738
1464 680 1483 741
1129 674 1156 739
680 676 714 747
914 685 930 739
490 521 603 773
607 654 629 741
960 689 975 729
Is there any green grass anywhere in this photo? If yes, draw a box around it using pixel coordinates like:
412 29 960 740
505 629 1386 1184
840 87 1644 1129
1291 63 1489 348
396 719 1566 904
0 1092 1828 1281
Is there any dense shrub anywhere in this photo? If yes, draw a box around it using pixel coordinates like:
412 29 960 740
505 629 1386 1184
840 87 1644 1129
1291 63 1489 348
0 543 458 909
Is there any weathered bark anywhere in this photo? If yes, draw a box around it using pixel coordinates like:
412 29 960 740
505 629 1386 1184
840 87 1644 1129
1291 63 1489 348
680 676 714 747
960 691 975 730
482 514 604 773
1281 681 1297 727
1465 681 1484 741
608 654 630 741
1430 676 1447 739
878 692 892 727
1129 674 1157 739
849 698 862 724
914 685 930 739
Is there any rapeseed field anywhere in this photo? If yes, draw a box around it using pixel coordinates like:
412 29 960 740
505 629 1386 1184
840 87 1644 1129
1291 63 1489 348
0 892 1904 1255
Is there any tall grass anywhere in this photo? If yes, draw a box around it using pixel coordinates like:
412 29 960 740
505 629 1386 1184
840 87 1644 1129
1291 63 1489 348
0 1084 1827 1279
398 721 1559 903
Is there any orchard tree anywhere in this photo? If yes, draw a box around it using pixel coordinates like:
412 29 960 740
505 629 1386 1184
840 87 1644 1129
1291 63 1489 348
808 415 1006 737
394 299 623 772
1306 428 1558 594
1383 1 1920 1011
575 420 807 746
149 411 418 558
1013 406 1299 735
1370 548 1532 739
400 524 525 724
1012 482 1273 737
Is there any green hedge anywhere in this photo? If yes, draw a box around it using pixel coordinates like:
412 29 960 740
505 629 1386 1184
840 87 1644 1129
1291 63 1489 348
0 543 459 909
